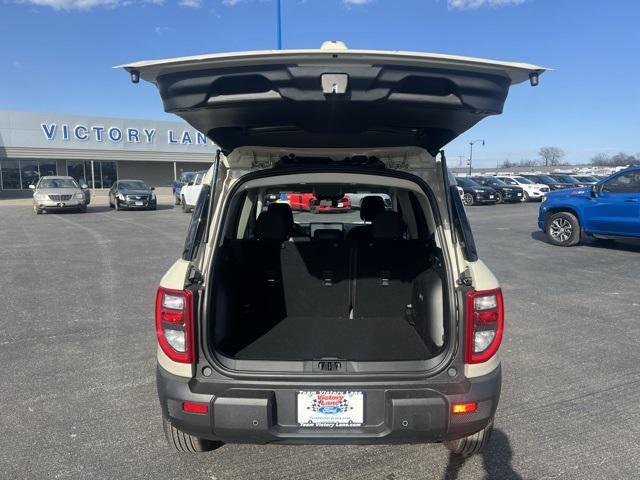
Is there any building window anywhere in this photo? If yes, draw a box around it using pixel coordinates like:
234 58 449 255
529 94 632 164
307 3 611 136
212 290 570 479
1 160 21 189
101 162 117 188
67 160 86 185
39 160 57 177
66 160 117 188
20 160 40 189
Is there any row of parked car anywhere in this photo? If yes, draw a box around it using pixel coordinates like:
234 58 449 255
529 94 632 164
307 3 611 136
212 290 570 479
455 173 605 206
30 175 157 213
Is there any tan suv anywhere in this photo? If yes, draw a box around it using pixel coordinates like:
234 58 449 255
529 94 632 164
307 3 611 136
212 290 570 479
122 41 545 457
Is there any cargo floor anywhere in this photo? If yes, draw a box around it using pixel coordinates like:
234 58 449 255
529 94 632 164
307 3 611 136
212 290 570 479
231 316 432 361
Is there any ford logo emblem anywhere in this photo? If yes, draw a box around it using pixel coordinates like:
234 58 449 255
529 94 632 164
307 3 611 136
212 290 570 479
318 406 343 415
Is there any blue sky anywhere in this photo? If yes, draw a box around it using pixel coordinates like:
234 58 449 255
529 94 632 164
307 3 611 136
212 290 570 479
2 0 639 166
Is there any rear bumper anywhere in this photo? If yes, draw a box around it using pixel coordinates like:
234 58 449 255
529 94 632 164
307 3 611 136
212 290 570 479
157 364 501 445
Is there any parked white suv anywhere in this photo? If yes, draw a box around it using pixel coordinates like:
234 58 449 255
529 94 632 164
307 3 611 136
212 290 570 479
494 175 549 202
122 42 545 457
179 170 207 213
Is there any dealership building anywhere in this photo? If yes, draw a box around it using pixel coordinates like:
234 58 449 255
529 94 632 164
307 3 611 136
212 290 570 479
0 110 217 192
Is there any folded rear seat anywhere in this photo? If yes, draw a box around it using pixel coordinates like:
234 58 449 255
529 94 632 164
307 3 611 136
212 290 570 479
354 211 431 319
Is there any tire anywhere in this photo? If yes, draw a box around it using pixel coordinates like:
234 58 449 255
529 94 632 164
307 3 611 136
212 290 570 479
546 211 581 247
109 200 114 209
463 193 474 207
115 199 121 211
444 417 493 458
34 204 43 215
521 191 530 202
175 195 181 206
162 417 222 454
78 204 87 213
494 192 503 204
181 196 190 213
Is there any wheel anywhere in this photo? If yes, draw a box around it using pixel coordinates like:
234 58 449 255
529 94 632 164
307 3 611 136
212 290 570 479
494 192 503 204
34 204 42 215
444 417 493 458
162 417 222 453
78 204 87 213
181 196 190 213
462 193 474 207
175 195 181 206
109 200 114 209
115 199 121 211
521 191 530 202
149 204 157 211
546 211 581 247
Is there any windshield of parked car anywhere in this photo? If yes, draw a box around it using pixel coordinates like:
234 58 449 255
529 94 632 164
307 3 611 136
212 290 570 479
180 172 196 184
38 178 79 189
576 176 598 182
498 177 518 185
552 175 580 184
456 178 481 188
482 177 507 186
118 181 149 190
513 176 534 184
532 175 558 184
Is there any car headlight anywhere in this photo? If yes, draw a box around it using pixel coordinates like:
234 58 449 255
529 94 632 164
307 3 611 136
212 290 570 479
34 193 47 201
117 193 126 201
74 193 84 200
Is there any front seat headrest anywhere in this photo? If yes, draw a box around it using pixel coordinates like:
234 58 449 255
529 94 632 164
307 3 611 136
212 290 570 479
360 196 386 222
267 202 294 232
372 211 405 240
255 209 290 242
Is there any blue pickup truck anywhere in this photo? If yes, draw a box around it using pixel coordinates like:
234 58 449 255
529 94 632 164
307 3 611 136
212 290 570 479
539 167 640 246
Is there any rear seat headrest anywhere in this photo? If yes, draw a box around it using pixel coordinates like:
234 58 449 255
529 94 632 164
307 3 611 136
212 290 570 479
313 229 344 241
255 209 290 241
267 202 294 232
372 211 405 240
360 196 386 222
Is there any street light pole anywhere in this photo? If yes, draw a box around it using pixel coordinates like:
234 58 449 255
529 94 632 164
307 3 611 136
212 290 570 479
276 0 282 49
468 139 485 176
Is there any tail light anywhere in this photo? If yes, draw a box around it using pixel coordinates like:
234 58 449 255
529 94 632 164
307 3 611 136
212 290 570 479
465 288 504 364
155 287 194 364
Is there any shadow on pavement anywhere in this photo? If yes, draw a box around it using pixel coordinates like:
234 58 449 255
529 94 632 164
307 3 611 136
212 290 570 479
87 205 177 213
530 231 640 252
442 429 522 480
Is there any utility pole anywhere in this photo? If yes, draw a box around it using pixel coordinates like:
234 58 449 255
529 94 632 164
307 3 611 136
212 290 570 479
276 0 282 49
468 139 485 176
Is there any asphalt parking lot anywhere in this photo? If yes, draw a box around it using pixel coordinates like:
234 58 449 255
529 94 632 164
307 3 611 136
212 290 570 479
1 200 639 480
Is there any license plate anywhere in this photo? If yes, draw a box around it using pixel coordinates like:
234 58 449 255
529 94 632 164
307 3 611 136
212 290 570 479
489 195 494 199
135 201 143 206
320 200 332 207
517 193 522 196
297 391 364 427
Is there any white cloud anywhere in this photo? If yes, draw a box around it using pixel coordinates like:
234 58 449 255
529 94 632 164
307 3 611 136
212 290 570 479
178 0 201 6
16 0 122 10
154 26 175 35
222 0 241 5
448 0 526 9
343 0 373 5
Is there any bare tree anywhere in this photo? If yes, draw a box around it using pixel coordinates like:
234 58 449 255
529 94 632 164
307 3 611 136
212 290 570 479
590 152 611 166
517 159 539 167
539 147 565 167
498 159 517 169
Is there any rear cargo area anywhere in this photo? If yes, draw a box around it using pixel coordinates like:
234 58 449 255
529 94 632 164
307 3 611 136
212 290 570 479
210 206 446 365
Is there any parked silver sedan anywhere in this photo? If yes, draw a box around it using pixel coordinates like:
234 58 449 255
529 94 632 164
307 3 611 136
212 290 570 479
30 176 89 214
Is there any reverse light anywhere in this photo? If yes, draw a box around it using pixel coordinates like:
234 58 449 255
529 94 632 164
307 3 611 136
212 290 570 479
155 287 194 364
465 288 504 364
452 402 478 414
